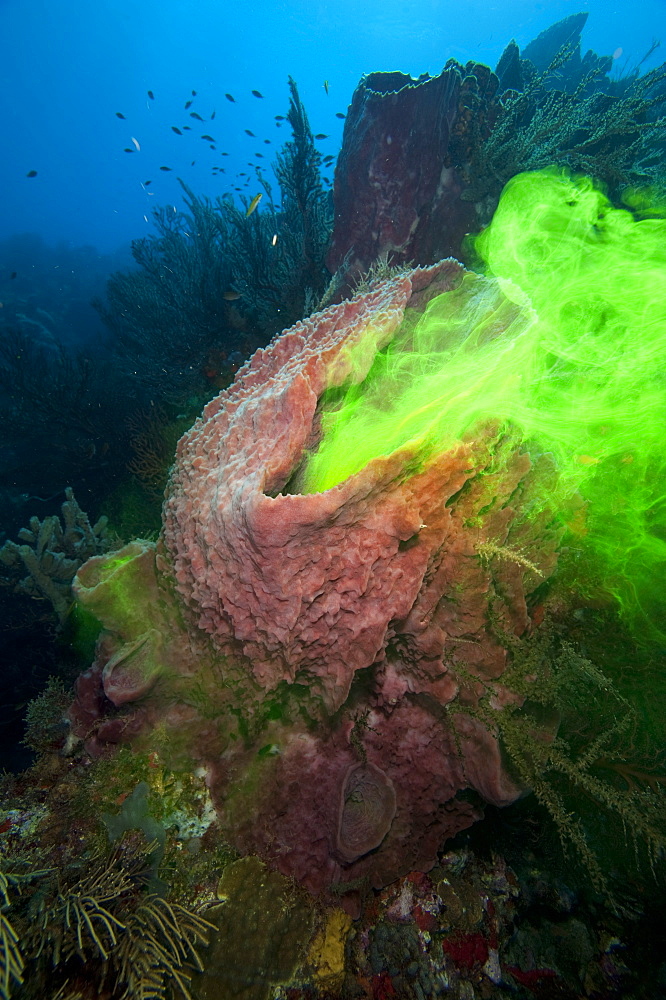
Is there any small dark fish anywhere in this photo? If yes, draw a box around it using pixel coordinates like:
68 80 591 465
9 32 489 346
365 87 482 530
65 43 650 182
191 160 196 166
244 129 256 137
115 112 126 119
192 90 197 96
184 100 193 109
171 126 183 134
26 170 38 177
209 144 216 150
324 80 329 95
221 152 229 156
147 90 155 100
10 272 17 279
239 172 247 176
275 115 285 120
190 111 204 121
255 152 264 158
123 148 134 152
183 125 192 130
144 180 152 186
335 112 346 119
225 93 236 102
160 165 172 171
251 89 264 98
223 287 242 301
245 192 262 217
201 134 215 141
211 110 216 119
315 133 329 140
263 138 271 144
323 176 330 184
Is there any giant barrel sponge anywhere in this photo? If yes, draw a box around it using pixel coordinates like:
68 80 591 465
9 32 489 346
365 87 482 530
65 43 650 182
71 170 666 909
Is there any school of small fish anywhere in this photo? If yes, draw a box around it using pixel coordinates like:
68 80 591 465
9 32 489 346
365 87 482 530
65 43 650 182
23 79 345 235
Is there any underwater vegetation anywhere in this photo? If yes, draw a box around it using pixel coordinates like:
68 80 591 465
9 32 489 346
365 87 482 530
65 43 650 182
223 76 333 334
0 837 214 1000
63 169 666 923
96 76 332 408
2 11 666 998
0 734 239 1000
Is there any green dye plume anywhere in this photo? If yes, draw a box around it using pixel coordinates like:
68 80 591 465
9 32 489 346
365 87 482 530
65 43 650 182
301 169 666 640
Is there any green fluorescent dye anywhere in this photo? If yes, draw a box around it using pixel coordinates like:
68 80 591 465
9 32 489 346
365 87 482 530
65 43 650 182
301 169 666 640
102 552 137 576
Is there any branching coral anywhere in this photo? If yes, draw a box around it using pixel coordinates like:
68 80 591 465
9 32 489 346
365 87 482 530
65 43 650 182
448 619 666 896
0 837 214 1000
0 488 117 625
0 874 25 1000
127 406 192 502
272 77 333 309
461 51 666 217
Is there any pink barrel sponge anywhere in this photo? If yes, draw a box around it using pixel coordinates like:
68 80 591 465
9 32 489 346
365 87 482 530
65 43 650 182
162 259 556 715
73 259 561 905
163 260 471 711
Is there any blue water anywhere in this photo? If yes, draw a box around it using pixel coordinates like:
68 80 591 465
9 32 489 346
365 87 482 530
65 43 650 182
0 0 662 253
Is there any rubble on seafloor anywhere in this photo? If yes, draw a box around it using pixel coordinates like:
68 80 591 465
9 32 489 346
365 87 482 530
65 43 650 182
295 853 650 999
196 836 661 1000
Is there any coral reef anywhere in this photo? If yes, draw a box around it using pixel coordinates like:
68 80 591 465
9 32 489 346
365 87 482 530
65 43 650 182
0 488 116 626
69 259 560 911
326 12 666 291
0 834 214 1000
65 166 666 923
0 731 236 1000
195 856 315 1000
3 17 665 991
3 739 663 1000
